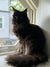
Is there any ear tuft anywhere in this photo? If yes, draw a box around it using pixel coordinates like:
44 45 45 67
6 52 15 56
12 7 16 12
24 9 27 13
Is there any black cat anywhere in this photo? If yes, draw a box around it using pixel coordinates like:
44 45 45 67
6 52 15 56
6 8 48 67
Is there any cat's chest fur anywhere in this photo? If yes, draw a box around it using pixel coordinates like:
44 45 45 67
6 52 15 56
16 24 46 55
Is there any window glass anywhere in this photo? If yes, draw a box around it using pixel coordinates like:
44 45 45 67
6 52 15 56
0 18 2 28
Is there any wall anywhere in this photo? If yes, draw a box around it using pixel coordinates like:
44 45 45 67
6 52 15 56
36 0 50 57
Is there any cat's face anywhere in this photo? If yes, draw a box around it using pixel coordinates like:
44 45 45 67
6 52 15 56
12 8 27 25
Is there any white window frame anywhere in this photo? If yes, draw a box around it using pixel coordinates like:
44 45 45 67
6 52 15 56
0 0 37 56
19 0 37 24
0 16 4 30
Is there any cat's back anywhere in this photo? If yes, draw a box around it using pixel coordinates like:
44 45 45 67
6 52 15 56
29 24 41 31
26 24 46 43
27 24 44 34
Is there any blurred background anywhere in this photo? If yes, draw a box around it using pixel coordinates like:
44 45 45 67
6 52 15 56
0 0 50 67
0 0 25 47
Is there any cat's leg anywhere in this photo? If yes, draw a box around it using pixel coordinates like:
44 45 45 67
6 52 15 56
19 43 23 55
39 53 48 62
24 38 32 55
33 53 48 64
24 44 30 55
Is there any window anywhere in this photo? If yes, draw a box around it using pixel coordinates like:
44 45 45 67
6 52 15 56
19 0 37 24
0 0 37 55
0 18 2 28
0 17 4 30
0 0 25 55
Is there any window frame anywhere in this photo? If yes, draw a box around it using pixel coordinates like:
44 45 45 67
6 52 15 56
0 0 37 56
19 0 37 24
0 16 4 30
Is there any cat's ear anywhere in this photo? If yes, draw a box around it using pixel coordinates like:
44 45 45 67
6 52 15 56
12 7 20 13
12 7 19 13
23 9 27 14
12 7 17 12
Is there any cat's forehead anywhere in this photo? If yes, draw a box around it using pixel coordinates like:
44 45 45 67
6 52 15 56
14 11 23 15
12 7 27 16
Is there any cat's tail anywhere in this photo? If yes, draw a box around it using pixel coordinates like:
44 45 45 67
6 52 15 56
6 55 36 67
6 54 48 67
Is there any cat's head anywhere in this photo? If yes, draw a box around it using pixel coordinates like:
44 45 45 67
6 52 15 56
12 7 29 25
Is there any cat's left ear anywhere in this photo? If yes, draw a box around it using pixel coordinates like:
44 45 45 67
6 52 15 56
23 9 27 14
12 7 17 12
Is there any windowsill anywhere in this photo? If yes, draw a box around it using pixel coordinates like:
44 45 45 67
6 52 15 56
0 40 19 55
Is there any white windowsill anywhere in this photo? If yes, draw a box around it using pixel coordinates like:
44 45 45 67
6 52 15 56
0 40 19 55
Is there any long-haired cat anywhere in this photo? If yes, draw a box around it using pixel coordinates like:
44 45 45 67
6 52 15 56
6 8 48 67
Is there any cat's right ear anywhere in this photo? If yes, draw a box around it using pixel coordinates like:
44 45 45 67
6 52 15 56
12 7 16 12
12 7 20 13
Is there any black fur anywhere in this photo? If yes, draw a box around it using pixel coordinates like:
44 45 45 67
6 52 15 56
6 8 48 67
